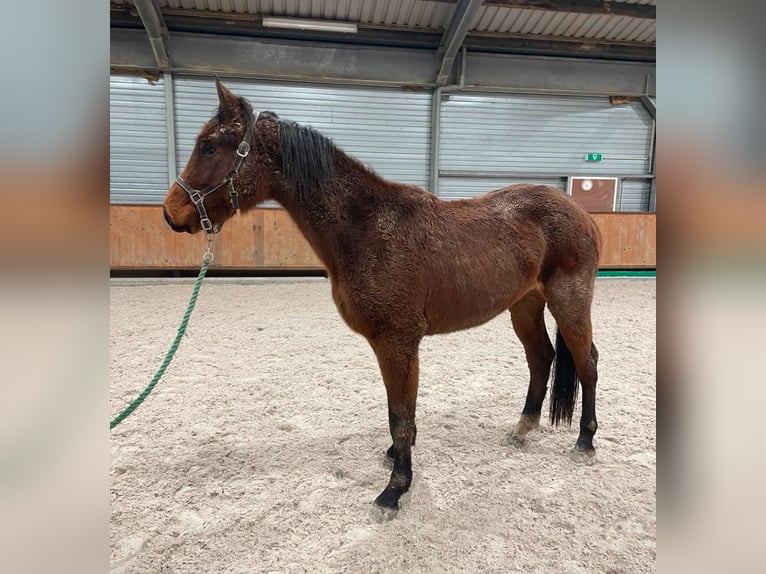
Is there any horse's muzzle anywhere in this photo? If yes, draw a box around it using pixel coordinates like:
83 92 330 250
163 206 192 234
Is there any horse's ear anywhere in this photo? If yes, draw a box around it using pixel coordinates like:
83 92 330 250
215 79 240 122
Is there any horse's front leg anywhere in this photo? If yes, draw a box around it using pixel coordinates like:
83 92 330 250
369 336 420 512
385 425 416 460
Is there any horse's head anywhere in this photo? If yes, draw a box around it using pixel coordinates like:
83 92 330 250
163 80 277 234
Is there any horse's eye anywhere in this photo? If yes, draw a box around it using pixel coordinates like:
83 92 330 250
200 142 216 155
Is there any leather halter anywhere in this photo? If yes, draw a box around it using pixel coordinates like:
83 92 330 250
175 111 261 234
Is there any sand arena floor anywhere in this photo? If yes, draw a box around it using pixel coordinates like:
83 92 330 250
110 278 656 574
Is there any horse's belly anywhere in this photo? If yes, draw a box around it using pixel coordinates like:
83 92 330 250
424 292 514 335
423 267 541 335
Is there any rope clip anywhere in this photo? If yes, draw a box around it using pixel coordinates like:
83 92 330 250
203 237 215 263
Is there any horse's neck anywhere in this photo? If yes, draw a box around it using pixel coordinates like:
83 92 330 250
272 156 375 277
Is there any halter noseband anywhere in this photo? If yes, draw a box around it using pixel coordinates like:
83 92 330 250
175 111 261 234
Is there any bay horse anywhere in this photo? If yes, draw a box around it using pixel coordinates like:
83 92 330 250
163 81 601 513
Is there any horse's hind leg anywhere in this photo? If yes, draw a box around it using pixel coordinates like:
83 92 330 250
369 335 420 511
508 290 554 445
544 272 599 455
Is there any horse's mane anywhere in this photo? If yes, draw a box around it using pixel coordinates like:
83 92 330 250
278 120 336 197
224 96 373 196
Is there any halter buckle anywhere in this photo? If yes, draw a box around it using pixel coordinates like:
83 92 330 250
189 190 204 205
237 141 251 158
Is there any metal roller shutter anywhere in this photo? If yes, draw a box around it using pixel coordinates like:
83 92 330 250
620 180 652 212
438 93 653 210
173 77 431 201
110 75 169 204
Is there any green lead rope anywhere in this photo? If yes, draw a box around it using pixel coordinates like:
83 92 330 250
110 251 213 430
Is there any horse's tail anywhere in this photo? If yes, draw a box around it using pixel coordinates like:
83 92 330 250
549 329 578 426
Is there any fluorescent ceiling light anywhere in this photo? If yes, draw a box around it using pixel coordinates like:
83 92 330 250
262 16 358 34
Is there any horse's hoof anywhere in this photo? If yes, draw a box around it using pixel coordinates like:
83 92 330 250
374 488 401 508
570 447 596 465
502 433 526 449
504 415 539 448
369 503 398 523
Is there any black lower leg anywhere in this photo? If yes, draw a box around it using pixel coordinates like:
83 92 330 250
521 380 549 417
511 339 553 441
575 383 597 450
575 416 597 451
386 424 416 459
510 297 554 424
575 344 598 451
376 412 414 508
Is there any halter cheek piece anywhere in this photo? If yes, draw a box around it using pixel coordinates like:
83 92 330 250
175 111 261 234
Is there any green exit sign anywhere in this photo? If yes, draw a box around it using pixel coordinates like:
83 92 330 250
586 153 603 162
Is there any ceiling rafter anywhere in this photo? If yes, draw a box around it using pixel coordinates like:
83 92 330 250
133 0 170 68
435 0 485 85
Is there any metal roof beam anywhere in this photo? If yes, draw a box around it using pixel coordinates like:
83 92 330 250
464 33 655 61
111 29 438 87
447 0 656 19
435 0 484 85
133 0 170 68
464 51 655 95
111 29 655 95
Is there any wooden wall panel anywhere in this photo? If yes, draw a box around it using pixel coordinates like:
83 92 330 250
592 213 656 268
110 205 207 268
111 206 655 270
109 206 322 269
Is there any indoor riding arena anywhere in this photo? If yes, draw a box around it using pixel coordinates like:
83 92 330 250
110 2 656 573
